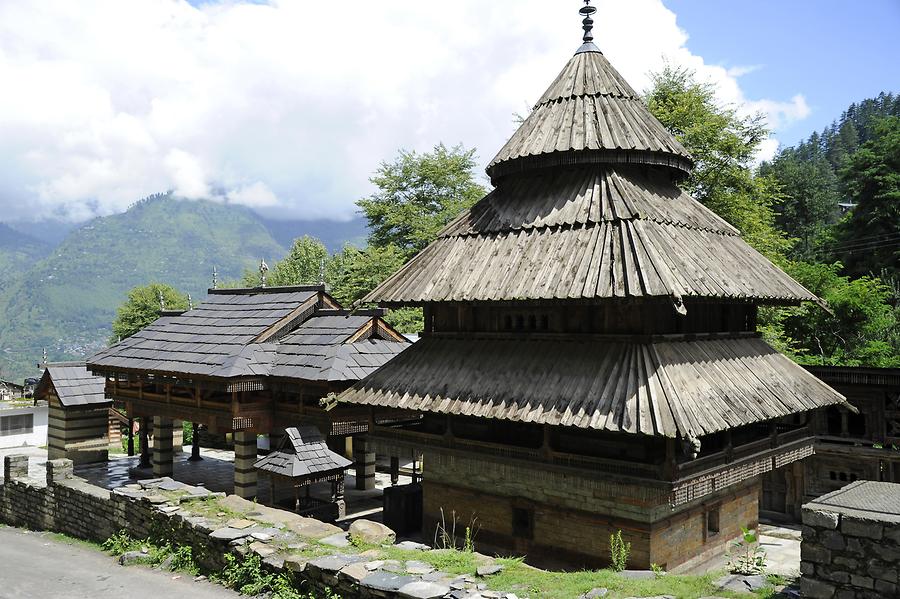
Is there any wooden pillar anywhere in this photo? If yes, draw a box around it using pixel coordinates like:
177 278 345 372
152 416 174 477
353 436 376 491
840 409 850 437
188 423 202 461
233 431 258 499
139 418 151 468
127 418 135 457
390 456 400 486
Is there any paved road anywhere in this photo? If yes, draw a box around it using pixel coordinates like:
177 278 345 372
0 527 239 599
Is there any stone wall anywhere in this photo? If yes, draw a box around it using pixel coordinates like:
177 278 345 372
800 481 900 599
0 455 513 599
423 448 759 571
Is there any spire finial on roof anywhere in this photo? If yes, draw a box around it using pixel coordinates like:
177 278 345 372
259 259 269 288
158 290 165 311
580 0 596 44
212 266 218 290
188 293 194 311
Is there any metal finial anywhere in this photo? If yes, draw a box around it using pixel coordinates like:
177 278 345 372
580 0 596 44
259 259 269 288
158 290 165 311
188 294 193 310
318 258 326 286
212 266 218 290
42 347 47 366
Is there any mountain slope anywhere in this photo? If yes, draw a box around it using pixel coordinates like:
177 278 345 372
261 216 368 252
0 194 287 380
0 223 51 283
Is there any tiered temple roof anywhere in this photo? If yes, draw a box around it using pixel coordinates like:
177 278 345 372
366 46 815 307
341 18 848 435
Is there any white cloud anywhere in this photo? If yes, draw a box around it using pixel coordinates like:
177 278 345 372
0 0 809 223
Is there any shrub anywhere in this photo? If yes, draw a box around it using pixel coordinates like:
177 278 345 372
609 530 631 572
727 526 767 575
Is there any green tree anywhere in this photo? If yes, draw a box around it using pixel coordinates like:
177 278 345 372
645 66 791 258
329 244 422 333
764 262 900 367
759 151 840 260
240 235 329 287
358 143 487 257
110 283 188 343
833 116 900 279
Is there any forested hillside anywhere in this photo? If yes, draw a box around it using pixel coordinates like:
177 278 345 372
757 93 900 366
760 92 900 273
0 194 287 380
0 223 51 283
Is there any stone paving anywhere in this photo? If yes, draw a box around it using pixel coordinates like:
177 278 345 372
73 447 409 523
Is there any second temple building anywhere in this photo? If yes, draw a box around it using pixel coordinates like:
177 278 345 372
337 7 852 571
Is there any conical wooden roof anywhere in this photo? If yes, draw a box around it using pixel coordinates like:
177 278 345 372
487 46 693 181
364 39 816 307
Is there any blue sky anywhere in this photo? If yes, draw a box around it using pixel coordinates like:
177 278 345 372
668 0 900 146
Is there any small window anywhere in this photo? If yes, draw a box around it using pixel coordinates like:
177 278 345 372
512 507 533 539
515 315 524 330
503 315 512 330
839 472 847 482
829 471 837 480
539 315 549 331
706 507 720 539
528 314 537 330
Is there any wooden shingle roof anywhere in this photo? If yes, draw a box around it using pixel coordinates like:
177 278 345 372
487 48 692 180
366 166 816 305
88 288 409 383
339 335 848 438
36 362 109 408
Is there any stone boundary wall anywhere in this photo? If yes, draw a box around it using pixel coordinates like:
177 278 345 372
801 502 900 598
0 455 494 599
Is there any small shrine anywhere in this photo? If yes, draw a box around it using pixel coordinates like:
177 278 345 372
255 426 353 520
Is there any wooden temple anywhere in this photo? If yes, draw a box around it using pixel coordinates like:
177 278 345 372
88 284 409 499
337 4 852 571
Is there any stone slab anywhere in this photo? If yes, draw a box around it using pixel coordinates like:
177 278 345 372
804 480 900 524
209 527 251 541
398 580 452 599
361 571 418 593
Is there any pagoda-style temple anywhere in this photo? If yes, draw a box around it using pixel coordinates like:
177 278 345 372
88 284 409 499
338 4 851 571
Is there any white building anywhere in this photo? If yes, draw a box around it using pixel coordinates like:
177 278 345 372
0 401 48 449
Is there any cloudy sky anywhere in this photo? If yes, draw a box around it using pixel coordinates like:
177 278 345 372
1 0 897 224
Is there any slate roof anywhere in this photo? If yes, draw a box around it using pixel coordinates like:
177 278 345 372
88 287 409 383
339 335 849 438
272 314 408 381
254 426 352 479
35 362 109 408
